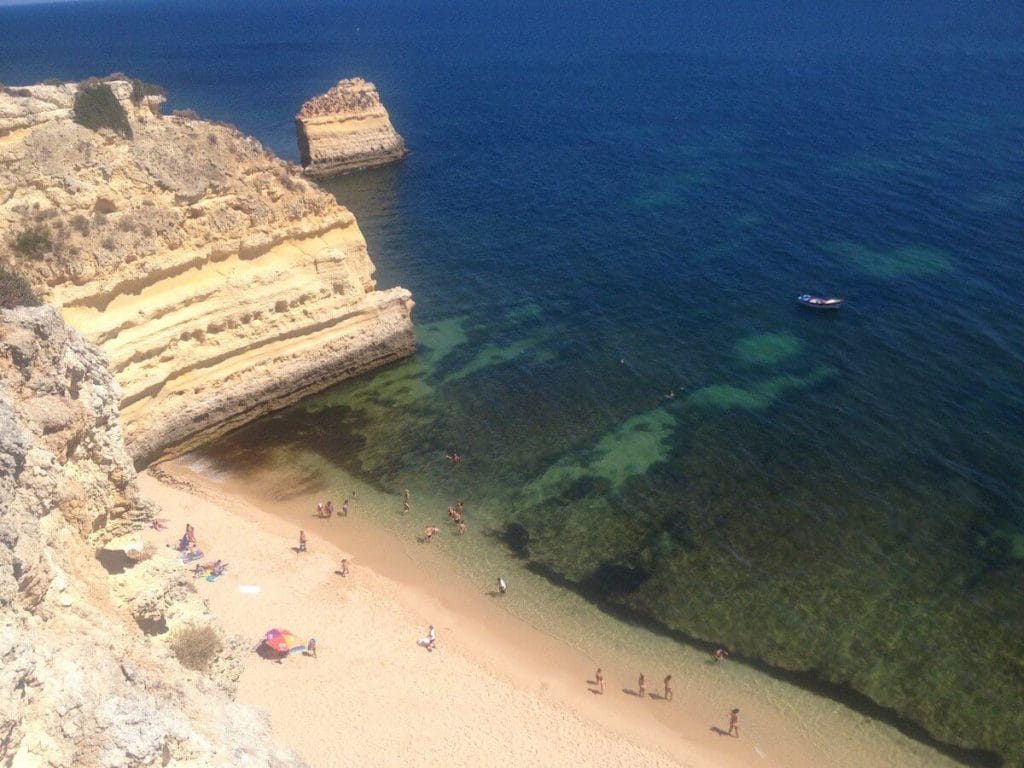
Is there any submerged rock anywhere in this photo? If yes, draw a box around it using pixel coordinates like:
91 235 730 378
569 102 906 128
295 77 408 177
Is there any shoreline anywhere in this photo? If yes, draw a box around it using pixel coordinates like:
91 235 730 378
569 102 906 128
138 458 964 768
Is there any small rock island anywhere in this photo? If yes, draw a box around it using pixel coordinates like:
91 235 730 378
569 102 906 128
295 78 408 177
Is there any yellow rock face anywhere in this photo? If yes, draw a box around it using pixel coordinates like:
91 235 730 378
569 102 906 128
296 77 408 177
0 80 415 467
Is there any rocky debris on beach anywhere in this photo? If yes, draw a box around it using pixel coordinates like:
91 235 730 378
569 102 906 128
295 77 408 177
0 305 305 767
0 77 415 468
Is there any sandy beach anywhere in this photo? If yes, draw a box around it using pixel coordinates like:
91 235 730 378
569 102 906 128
137 461 963 768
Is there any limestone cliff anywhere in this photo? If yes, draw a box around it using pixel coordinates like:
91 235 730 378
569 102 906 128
295 78 408 177
0 79 414 468
0 305 303 767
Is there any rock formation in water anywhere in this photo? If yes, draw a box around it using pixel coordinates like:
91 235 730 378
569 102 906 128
0 305 303 767
295 78 408 177
0 78 415 468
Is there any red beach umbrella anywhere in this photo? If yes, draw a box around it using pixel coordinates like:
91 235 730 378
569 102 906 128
263 628 302 654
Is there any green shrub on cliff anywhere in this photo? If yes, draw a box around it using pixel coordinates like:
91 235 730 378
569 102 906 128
130 78 166 105
170 624 222 673
13 226 51 259
73 82 132 139
0 266 40 309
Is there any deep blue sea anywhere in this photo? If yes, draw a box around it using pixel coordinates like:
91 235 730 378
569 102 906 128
3 0 1023 762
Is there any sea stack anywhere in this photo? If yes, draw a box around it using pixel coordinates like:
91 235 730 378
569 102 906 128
295 78 408 177
0 77 415 468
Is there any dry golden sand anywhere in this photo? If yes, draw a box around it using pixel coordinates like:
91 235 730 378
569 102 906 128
137 462 963 768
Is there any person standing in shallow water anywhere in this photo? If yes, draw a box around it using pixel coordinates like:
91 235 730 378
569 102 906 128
342 499 349 516
727 708 739 738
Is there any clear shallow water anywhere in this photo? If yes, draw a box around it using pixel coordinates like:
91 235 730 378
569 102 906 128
3 0 1022 762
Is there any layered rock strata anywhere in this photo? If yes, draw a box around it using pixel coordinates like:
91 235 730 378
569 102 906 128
0 79 414 467
295 78 408 177
0 305 303 767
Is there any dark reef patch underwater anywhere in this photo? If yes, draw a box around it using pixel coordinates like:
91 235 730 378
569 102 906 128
2 0 1022 762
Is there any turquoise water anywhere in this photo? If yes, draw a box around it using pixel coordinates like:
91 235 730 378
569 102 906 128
2 0 1022 762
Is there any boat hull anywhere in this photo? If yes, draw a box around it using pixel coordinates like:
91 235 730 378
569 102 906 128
797 294 844 310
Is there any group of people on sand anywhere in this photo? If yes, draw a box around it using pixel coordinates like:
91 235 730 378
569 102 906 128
173 524 229 580
593 669 675 701
315 499 350 519
195 558 227 578
591 649 740 737
291 474 745 733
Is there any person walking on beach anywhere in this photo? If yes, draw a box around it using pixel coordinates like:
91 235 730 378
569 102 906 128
298 530 307 553
306 638 317 658
638 673 646 699
595 668 605 694
663 675 673 701
727 708 740 738
714 648 729 663
418 625 436 651
340 558 349 577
